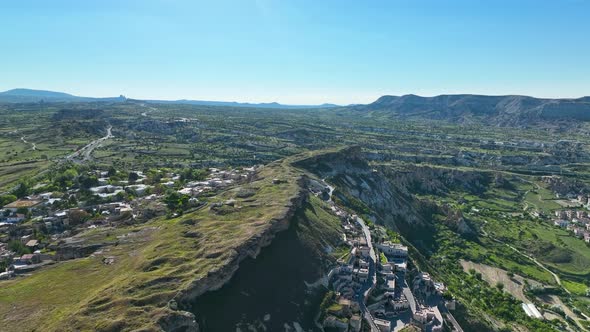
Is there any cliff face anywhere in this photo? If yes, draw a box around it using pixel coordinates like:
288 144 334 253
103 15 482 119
295 147 483 249
178 187 305 302
191 193 344 331
161 180 307 332
296 147 427 231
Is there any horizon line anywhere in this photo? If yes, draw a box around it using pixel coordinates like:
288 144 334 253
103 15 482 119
1 87 589 106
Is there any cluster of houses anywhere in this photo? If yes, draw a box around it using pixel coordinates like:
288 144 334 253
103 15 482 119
372 242 447 332
309 179 387 332
315 176 450 332
410 272 446 332
0 234 54 280
177 167 257 197
0 191 140 279
323 215 371 332
552 210 590 244
0 166 260 281
326 224 449 332
322 297 363 332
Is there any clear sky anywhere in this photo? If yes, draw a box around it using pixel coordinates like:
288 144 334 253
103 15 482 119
1 0 589 105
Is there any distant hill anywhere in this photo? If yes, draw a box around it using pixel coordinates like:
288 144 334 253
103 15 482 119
0 88 127 103
144 99 340 109
3 89 588 124
0 88 340 109
348 94 590 126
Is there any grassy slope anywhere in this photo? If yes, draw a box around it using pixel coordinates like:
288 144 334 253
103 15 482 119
0 156 304 331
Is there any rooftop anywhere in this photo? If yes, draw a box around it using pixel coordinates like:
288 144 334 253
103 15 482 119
25 240 38 247
4 199 42 209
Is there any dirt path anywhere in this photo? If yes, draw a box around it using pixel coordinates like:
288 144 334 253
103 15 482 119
479 220 566 291
20 136 36 150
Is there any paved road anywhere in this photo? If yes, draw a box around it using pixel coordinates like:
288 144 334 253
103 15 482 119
356 216 379 332
67 125 112 162
401 280 417 314
439 304 464 332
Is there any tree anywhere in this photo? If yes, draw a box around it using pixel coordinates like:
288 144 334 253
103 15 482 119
56 168 78 188
79 175 99 189
179 168 207 182
496 282 504 291
68 194 78 206
0 194 17 206
164 192 189 211
107 166 117 177
8 240 31 255
128 172 139 183
13 182 30 198
145 170 163 185
0 258 9 272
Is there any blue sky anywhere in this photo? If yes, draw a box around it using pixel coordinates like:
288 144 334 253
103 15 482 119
1 0 589 104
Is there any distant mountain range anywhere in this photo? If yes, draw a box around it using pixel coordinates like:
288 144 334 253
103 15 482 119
351 94 590 126
0 88 340 109
0 88 127 103
2 88 590 125
142 99 340 109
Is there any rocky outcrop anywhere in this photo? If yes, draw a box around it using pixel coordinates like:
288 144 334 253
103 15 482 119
54 242 107 260
157 309 199 332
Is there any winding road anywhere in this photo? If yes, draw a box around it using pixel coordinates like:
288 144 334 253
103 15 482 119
480 221 590 331
480 220 565 291
138 102 157 117
20 136 36 150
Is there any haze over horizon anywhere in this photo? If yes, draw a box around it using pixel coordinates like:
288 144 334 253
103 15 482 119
1 0 589 104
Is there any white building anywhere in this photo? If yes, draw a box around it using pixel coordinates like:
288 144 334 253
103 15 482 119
373 318 391 332
522 303 544 320
376 242 408 258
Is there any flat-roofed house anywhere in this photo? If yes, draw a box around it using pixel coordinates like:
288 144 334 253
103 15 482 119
4 199 42 212
376 242 408 258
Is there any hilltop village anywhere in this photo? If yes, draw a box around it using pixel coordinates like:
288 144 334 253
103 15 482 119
0 165 257 280
308 181 457 332
0 161 458 332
